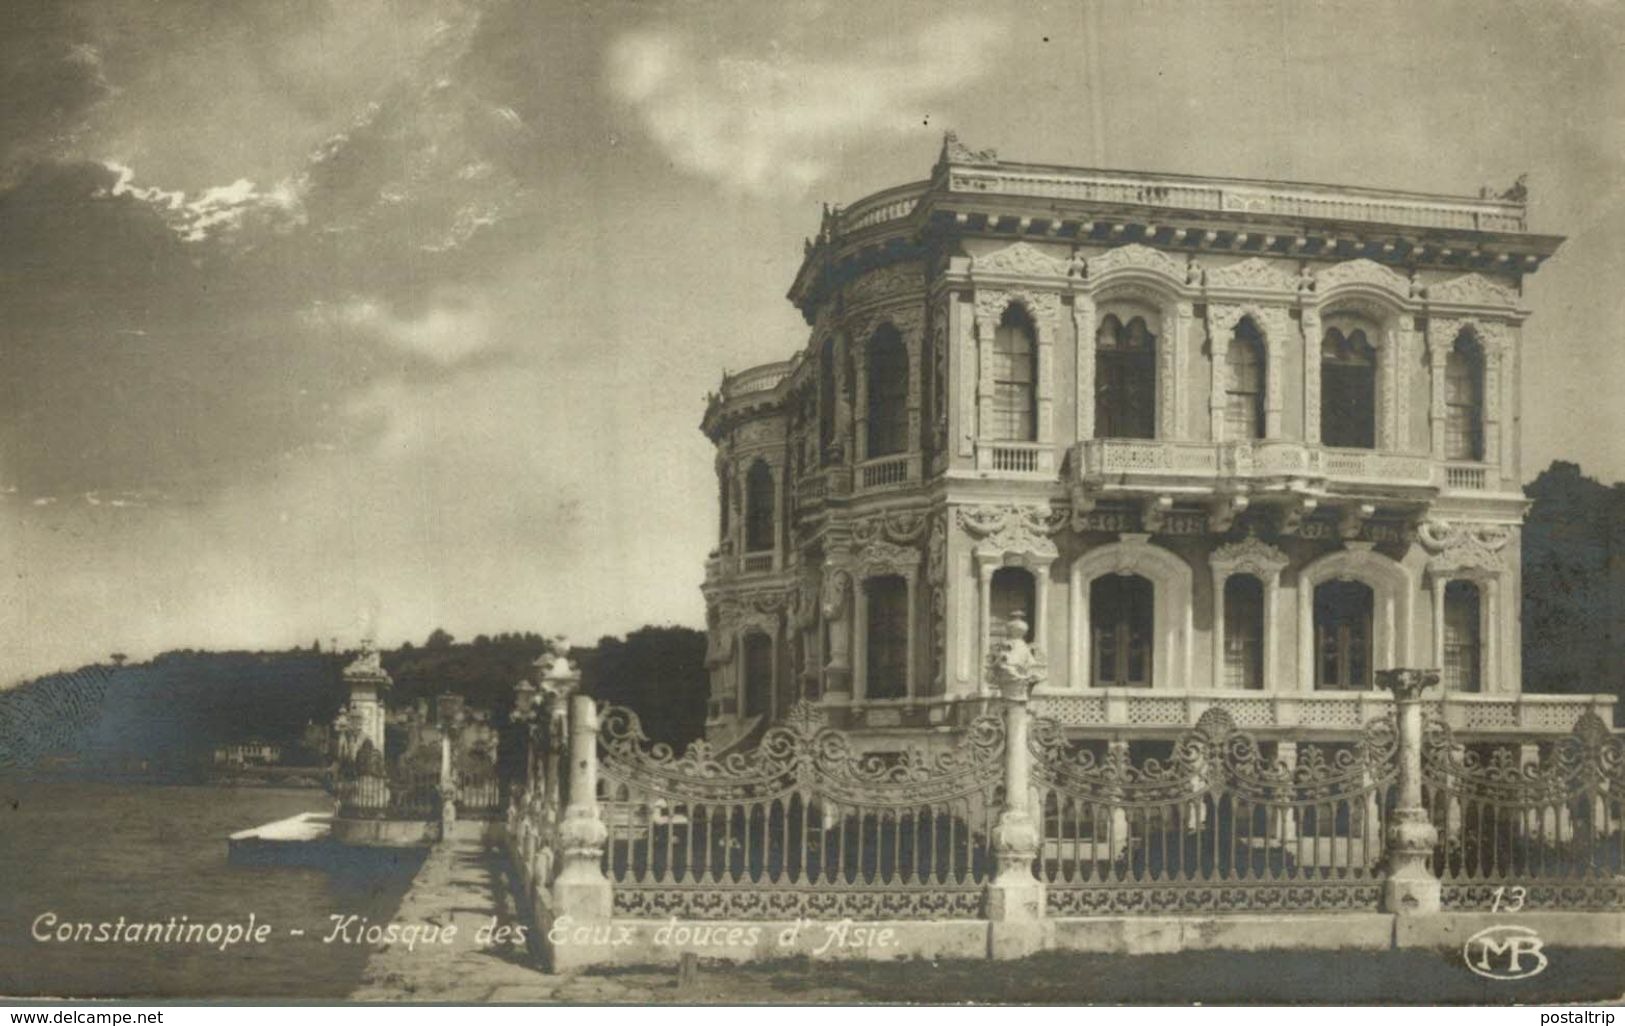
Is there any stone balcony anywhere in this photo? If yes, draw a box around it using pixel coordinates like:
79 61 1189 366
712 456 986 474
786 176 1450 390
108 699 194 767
1026 688 1615 738
1069 439 1507 505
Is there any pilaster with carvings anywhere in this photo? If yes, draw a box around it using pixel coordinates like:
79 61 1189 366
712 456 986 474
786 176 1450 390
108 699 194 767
1072 290 1097 440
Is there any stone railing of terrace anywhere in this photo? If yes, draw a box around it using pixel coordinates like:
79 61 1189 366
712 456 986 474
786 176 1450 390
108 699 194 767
1027 689 1616 736
939 163 1529 234
721 359 795 399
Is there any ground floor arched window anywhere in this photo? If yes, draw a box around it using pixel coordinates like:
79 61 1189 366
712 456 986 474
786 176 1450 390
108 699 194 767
1091 574 1153 687
1443 580 1482 693
865 576 909 699
1314 580 1373 690
1222 575 1265 690
742 632 774 718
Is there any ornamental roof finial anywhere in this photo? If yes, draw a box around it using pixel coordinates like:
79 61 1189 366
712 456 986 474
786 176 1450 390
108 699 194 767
938 130 998 169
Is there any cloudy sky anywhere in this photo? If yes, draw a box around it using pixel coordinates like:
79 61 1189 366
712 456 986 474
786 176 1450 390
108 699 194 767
1 0 1622 684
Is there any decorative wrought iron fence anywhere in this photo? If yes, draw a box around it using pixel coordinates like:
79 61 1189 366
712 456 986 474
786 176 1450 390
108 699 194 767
455 748 503 820
332 740 443 819
595 701 1005 919
1031 708 1399 914
1424 711 1625 910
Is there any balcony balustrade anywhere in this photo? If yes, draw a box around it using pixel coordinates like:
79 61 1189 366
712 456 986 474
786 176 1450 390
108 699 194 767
1071 439 1439 494
975 441 1054 475
1026 688 1614 736
1442 462 1489 491
857 454 914 491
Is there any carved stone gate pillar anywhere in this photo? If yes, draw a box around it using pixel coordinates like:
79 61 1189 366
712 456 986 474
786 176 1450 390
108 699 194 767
550 690 613 971
985 613 1049 957
1378 668 1441 914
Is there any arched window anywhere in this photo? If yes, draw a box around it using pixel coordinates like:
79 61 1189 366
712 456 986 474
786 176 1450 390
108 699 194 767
865 575 909 699
1096 313 1157 439
718 470 731 540
742 632 774 718
1321 327 1377 449
1225 319 1266 441
818 336 837 461
991 306 1037 441
1091 574 1153 687
1314 580 1373 690
1445 334 1484 461
866 325 908 457
744 460 775 553
1222 575 1265 689
991 567 1037 643
1443 580 1482 693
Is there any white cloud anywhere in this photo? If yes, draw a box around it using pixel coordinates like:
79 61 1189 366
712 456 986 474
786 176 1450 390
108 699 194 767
99 162 305 242
605 14 1008 196
316 292 494 366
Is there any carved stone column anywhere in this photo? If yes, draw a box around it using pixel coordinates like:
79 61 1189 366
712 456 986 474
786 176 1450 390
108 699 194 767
1378 668 1441 915
1073 292 1097 440
820 562 854 702
985 613 1049 957
550 689 613 970
1302 307 1322 443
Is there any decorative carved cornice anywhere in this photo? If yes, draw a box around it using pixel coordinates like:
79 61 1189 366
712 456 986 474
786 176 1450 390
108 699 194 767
845 261 925 312
851 508 931 546
1312 258 1411 299
971 241 1070 279
1418 518 1510 576
1204 257 1298 292
957 504 1062 561
1426 272 1518 309
1210 535 1289 579
854 538 922 579
1087 243 1187 284
973 287 1062 324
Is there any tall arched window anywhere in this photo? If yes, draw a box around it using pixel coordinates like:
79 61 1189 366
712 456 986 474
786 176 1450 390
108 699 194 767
742 632 774 718
991 306 1037 441
1096 313 1157 439
1321 327 1377 449
865 576 909 699
744 460 775 553
1314 580 1373 690
1443 580 1482 693
1445 334 1484 461
866 325 909 457
991 567 1037 643
718 469 731 540
1222 575 1265 689
1225 319 1266 441
1091 574 1153 687
818 336 837 461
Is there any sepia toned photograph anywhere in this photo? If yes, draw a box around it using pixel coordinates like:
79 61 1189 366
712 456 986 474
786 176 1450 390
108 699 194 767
2 0 1624 1009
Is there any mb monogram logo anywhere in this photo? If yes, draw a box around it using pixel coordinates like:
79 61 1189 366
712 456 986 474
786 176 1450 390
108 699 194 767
1464 925 1550 980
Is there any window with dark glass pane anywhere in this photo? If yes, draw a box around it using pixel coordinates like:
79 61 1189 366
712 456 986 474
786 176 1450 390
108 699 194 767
1313 580 1373 690
1096 314 1157 439
744 460 775 552
1444 336 1484 461
818 337 837 461
865 575 909 699
991 307 1037 441
1443 579 1482 692
1091 574 1153 687
1321 327 1377 449
991 567 1037 642
743 632 774 717
866 326 909 458
1225 320 1265 441
1223 575 1265 689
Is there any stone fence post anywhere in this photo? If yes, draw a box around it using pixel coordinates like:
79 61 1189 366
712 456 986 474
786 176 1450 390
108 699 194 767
985 612 1048 957
549 689 613 971
1377 668 1441 914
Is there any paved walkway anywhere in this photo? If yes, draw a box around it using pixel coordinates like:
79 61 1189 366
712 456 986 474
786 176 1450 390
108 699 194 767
349 837 835 1003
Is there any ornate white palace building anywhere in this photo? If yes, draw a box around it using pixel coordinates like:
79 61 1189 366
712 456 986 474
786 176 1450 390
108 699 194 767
700 137 1615 749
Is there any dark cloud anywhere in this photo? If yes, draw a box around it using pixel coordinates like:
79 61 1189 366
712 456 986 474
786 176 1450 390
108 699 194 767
0 0 561 499
0 3 110 177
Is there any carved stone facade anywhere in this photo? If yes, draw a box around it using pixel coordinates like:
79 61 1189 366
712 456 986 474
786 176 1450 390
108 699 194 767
697 139 1607 744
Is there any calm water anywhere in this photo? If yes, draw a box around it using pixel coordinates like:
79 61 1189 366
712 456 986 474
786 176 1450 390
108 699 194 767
0 781 425 999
